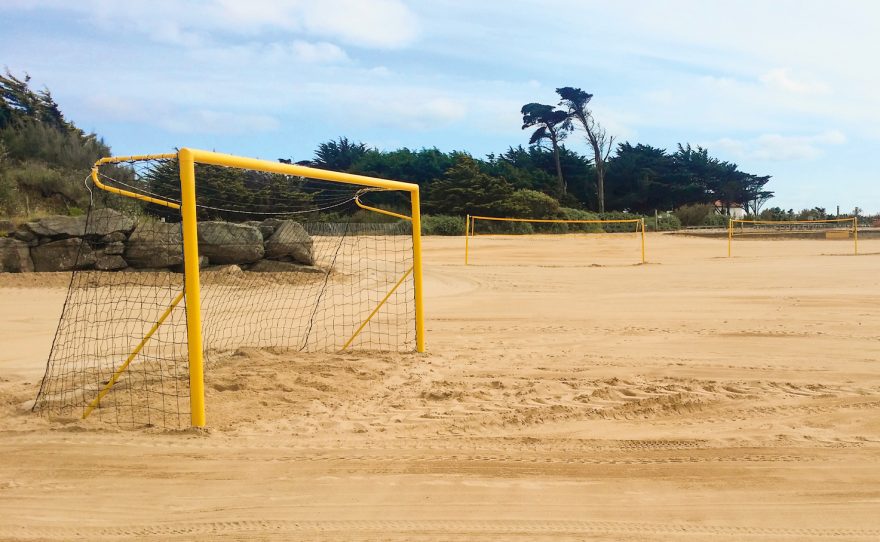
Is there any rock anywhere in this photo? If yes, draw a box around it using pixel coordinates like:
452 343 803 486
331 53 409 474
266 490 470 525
258 218 284 239
84 209 136 237
24 215 86 238
264 221 314 265
248 260 325 274
0 220 15 237
23 209 134 239
204 264 243 274
197 222 264 265
12 228 38 247
31 238 96 271
94 254 128 271
103 242 125 255
0 238 34 272
125 221 184 268
170 255 209 273
101 231 127 243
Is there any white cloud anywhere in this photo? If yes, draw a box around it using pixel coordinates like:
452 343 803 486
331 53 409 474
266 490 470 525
300 0 420 49
708 130 847 161
759 68 829 95
287 41 349 63
0 0 420 50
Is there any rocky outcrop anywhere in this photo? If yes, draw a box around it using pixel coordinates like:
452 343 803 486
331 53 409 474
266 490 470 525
84 208 137 237
264 221 314 265
24 215 87 238
1 211 318 273
0 238 34 272
31 238 96 272
198 222 264 265
124 221 184 268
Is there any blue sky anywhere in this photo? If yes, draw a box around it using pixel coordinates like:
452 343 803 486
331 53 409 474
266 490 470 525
2 0 878 213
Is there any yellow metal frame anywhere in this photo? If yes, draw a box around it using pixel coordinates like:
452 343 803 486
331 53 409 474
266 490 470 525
90 148 427 428
728 217 858 257
354 193 413 222
465 215 646 265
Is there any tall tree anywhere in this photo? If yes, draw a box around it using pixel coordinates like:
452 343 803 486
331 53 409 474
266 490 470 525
556 87 614 212
425 154 513 215
520 103 571 194
311 137 369 171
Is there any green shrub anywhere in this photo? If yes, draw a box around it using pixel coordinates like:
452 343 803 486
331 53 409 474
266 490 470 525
559 207 603 233
645 213 681 232
476 220 534 234
598 211 644 233
501 189 560 219
421 214 465 235
0 174 23 217
674 203 714 227
702 213 729 227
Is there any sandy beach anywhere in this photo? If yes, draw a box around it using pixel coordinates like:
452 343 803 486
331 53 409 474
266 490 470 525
1 233 878 541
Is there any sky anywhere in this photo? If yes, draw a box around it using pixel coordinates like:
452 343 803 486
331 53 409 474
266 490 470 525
2 0 879 213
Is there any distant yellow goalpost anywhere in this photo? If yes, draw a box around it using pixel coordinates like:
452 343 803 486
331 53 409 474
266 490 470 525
464 214 646 265
727 217 859 257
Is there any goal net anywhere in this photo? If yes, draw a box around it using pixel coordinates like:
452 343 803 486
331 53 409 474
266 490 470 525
727 218 858 257
465 215 646 265
33 149 425 429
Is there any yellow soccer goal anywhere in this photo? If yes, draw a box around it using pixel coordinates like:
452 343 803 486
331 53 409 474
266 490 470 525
727 217 858 257
34 148 425 429
464 215 646 265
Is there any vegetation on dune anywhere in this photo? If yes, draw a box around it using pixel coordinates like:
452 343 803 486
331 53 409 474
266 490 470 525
0 70 125 218
2 71 872 233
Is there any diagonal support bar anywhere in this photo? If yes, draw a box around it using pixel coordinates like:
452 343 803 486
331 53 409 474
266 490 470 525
355 194 412 221
82 290 185 419
341 266 414 351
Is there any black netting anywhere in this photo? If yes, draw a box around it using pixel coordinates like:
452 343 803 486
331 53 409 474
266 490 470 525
34 156 416 429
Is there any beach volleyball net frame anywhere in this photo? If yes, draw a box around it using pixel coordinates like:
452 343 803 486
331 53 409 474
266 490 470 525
34 148 425 429
727 217 858 257
464 214 646 265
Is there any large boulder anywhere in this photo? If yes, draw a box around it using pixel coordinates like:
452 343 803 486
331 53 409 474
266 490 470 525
0 238 34 272
125 221 184 268
258 218 283 239
84 208 136 237
197 222 264 265
22 209 134 239
31 238 96 271
264 221 314 265
24 215 86 238
103 241 125 255
94 253 128 271
12 227 38 246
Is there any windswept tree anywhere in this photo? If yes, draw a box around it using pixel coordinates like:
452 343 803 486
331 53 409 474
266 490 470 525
520 103 571 194
556 87 614 212
311 137 369 171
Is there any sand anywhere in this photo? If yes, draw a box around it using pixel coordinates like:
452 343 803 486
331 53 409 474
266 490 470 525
0 233 878 541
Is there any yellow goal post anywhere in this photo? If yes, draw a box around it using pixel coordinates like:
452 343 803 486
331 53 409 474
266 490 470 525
465 214 646 265
37 148 426 429
727 217 858 257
